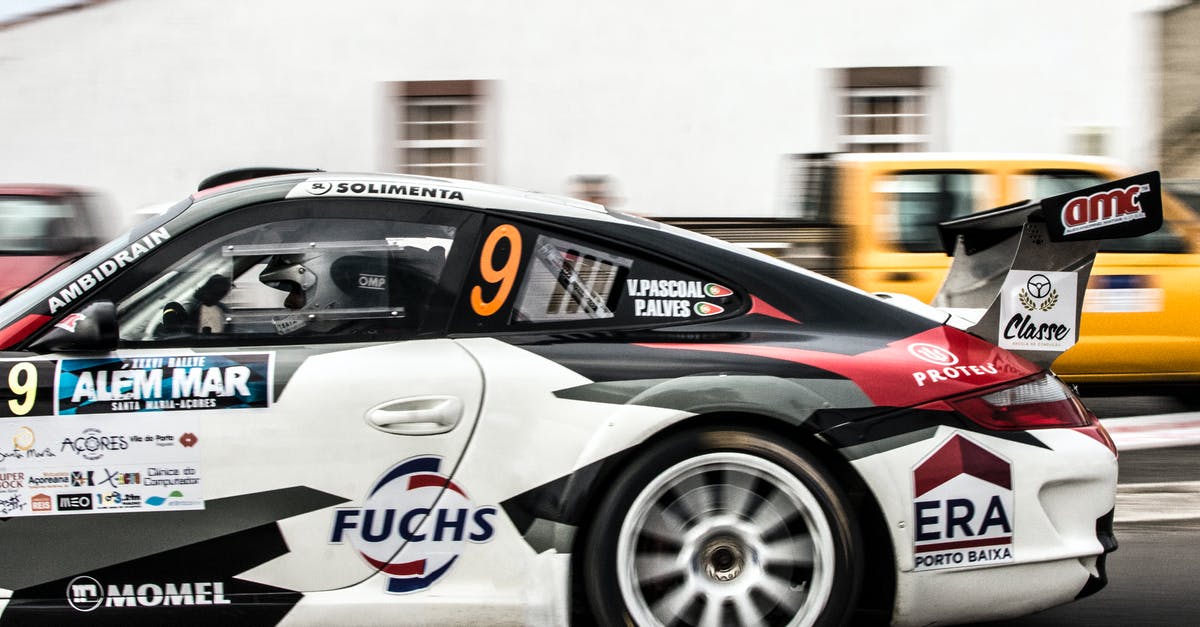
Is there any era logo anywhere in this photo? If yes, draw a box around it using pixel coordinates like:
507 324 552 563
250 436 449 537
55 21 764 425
911 434 1015 571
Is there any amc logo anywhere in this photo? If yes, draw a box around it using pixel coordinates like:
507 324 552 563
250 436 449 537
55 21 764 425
1061 184 1149 235
911 434 1014 571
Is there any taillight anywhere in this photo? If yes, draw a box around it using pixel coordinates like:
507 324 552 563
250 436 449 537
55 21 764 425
948 374 1092 430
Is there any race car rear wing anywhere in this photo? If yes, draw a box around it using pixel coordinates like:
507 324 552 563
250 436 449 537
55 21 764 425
930 171 1163 368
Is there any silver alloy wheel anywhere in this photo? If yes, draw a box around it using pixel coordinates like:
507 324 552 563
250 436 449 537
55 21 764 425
616 452 837 627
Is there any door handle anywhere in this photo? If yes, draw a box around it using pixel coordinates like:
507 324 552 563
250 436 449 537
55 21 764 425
365 396 464 435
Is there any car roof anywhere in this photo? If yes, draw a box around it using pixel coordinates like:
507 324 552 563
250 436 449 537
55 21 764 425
0 184 87 196
192 170 625 225
829 152 1120 167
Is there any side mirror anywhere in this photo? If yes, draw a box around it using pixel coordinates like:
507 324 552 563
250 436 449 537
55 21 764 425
29 300 120 353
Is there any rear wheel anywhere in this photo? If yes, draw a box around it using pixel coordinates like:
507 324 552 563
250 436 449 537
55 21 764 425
582 427 862 627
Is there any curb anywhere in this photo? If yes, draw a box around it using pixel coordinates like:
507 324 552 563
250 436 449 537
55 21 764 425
1116 481 1200 523
1101 413 1200 452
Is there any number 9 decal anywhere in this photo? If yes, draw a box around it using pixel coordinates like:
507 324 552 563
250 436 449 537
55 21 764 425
471 224 523 317
7 362 37 416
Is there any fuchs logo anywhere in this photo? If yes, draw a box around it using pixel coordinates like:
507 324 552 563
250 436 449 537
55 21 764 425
329 456 498 594
55 313 87 333
912 434 1014 571
907 343 958 366
693 302 724 317
703 283 733 298
1061 184 1150 235
1018 274 1058 312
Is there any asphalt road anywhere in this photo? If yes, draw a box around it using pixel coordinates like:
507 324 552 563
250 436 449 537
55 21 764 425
975 520 1200 626
972 434 1200 626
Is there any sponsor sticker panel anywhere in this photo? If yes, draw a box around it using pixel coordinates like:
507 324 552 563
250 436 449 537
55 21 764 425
912 434 1015 571
58 353 273 414
0 416 203 516
998 271 1078 352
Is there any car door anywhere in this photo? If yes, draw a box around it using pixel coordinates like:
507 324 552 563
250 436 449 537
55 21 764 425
0 198 488 617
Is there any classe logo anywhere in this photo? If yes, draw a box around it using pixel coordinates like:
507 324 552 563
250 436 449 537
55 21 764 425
330 456 498 593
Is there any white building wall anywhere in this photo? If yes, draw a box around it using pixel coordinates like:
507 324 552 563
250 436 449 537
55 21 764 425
0 0 1178 220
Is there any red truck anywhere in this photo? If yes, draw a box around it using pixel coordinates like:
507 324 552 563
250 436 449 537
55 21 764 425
0 184 111 301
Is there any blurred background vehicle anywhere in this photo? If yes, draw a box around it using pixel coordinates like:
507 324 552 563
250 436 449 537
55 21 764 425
1166 179 1200 215
0 184 115 301
657 153 1200 393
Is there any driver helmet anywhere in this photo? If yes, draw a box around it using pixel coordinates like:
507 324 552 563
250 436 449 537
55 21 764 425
258 251 388 334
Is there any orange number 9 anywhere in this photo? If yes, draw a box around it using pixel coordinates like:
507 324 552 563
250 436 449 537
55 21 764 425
471 224 522 316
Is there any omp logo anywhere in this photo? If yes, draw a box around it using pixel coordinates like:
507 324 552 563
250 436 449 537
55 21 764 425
330 456 498 594
67 575 231 611
1062 184 1150 235
357 274 387 290
907 343 959 366
912 434 1014 571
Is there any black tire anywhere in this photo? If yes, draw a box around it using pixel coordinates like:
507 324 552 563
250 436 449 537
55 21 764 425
581 427 862 627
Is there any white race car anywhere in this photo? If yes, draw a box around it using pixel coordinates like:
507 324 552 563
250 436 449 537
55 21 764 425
0 168 1160 625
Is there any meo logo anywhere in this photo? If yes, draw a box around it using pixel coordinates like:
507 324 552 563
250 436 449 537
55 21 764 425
329 456 497 593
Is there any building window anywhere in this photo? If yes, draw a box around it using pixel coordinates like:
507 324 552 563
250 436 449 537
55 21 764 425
392 80 489 181
838 67 932 153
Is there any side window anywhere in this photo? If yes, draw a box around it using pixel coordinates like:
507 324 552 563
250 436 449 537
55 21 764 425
454 221 743 332
512 234 629 323
118 217 460 342
875 171 993 252
1015 169 1190 254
